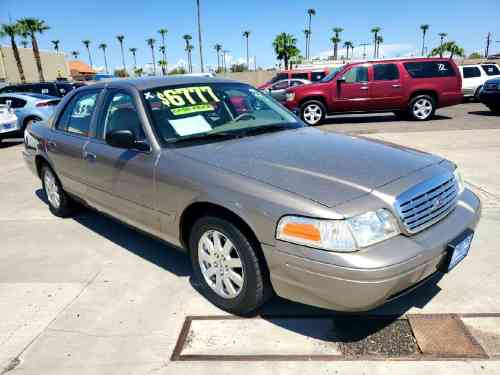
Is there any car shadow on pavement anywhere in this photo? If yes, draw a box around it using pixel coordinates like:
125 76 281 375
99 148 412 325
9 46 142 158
0 139 23 149
258 272 443 342
323 113 451 125
35 189 192 278
468 110 499 117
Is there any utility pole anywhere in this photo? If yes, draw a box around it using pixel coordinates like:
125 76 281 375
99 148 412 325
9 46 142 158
222 50 229 73
359 43 369 59
485 32 491 58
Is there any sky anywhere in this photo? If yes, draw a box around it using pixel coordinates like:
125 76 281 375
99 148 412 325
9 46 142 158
1 0 500 73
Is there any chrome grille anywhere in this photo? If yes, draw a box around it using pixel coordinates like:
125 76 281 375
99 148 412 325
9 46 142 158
395 173 458 234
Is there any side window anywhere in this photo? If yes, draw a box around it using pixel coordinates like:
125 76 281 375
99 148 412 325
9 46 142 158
291 73 308 80
56 91 99 136
462 67 481 78
343 66 369 83
0 97 26 108
404 62 456 78
290 80 304 87
99 92 145 141
271 81 289 90
481 65 500 76
374 64 400 81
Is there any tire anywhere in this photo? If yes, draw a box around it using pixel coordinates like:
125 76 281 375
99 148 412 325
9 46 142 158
393 110 409 120
408 95 436 121
300 100 326 125
41 164 75 217
474 86 483 102
487 105 500 114
189 216 271 315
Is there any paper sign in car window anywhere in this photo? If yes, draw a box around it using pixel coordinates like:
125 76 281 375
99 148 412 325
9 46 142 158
169 115 212 136
156 86 220 116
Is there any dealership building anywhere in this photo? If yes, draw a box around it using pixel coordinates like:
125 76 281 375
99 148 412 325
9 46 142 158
0 45 70 83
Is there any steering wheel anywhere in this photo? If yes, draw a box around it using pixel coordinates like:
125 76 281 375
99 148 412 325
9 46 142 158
234 113 256 122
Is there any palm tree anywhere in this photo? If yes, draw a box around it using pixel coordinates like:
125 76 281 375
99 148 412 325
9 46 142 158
134 67 144 77
376 35 384 58
158 59 167 75
438 32 448 58
431 41 464 59
51 39 60 52
158 28 168 64
158 46 167 74
17 18 49 82
371 26 381 58
331 27 343 60
183 34 193 73
420 24 430 56
146 38 156 75
242 31 251 70
306 8 316 60
71 50 79 59
195 0 205 72
214 43 222 72
0 23 26 83
98 43 108 73
343 41 354 60
116 35 126 71
303 29 311 60
272 32 300 70
82 40 93 68
129 48 138 70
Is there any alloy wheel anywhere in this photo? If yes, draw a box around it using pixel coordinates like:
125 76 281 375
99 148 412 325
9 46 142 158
44 169 61 209
412 98 433 120
303 104 323 125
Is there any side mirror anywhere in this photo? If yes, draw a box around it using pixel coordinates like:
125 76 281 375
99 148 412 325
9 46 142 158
105 129 149 151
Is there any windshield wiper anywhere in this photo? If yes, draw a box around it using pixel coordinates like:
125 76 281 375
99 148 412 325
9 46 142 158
167 131 241 145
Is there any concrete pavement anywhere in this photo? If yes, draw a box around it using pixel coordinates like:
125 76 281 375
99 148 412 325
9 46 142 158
0 103 499 374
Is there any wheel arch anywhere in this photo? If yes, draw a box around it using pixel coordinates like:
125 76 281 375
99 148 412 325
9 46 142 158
408 90 439 106
299 95 327 109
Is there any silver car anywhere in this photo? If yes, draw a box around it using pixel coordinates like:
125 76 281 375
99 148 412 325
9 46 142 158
23 77 481 315
265 78 310 102
0 93 60 139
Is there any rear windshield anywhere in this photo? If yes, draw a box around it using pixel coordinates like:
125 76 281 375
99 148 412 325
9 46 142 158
404 61 456 78
142 82 301 145
481 65 500 76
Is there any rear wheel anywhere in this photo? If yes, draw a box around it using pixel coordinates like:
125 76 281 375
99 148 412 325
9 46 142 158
189 216 271 315
408 95 436 121
300 100 326 125
41 165 75 217
487 105 500 114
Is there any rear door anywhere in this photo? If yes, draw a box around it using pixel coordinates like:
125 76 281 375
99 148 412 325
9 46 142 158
46 89 101 197
335 65 371 111
81 88 160 233
369 63 404 110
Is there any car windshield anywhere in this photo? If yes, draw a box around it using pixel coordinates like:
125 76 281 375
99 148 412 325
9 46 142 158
321 68 341 82
143 82 303 145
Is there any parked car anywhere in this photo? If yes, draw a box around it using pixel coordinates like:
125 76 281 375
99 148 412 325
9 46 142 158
0 104 19 143
478 78 500 113
259 67 332 90
264 78 311 102
0 93 61 138
0 81 85 98
459 64 500 99
284 58 463 125
23 76 480 315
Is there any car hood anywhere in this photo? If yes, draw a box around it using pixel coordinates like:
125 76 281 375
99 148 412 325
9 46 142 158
174 127 443 207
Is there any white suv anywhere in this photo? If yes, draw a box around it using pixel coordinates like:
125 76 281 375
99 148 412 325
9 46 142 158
459 64 500 99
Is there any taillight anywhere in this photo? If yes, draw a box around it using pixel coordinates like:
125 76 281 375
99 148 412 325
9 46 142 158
36 100 60 107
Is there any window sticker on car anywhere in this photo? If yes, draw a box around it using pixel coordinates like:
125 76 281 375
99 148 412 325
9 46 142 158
437 63 447 72
155 86 220 108
169 115 212 136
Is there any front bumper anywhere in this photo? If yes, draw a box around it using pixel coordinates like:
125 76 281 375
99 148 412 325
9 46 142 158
262 188 481 312
0 121 21 136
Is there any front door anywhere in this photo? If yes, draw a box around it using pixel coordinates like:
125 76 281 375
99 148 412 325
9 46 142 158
369 63 404 110
46 89 101 197
335 65 371 112
82 89 160 234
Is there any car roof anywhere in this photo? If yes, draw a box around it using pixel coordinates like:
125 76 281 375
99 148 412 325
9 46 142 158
0 92 58 100
84 76 239 91
347 57 456 67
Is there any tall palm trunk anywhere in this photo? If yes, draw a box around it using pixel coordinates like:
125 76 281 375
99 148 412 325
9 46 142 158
30 35 45 82
334 43 338 60
102 50 108 73
216 51 220 72
86 47 93 68
373 32 378 58
9 35 26 83
120 43 126 70
421 31 426 56
307 15 312 59
196 0 204 72
150 47 156 75
245 37 249 70
132 53 137 69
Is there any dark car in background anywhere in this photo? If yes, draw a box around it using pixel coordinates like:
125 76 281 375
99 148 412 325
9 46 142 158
284 58 463 125
0 81 85 98
479 78 500 114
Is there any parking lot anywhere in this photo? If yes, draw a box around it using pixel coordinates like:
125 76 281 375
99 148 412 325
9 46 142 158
1 102 500 374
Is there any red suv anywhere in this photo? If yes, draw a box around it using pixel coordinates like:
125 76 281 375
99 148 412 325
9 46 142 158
284 58 462 125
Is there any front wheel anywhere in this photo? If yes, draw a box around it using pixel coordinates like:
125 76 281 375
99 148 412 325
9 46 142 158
300 100 326 125
487 105 500 114
189 216 271 315
408 95 436 121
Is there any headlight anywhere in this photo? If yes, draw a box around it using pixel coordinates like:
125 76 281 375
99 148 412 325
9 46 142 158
276 209 400 252
285 92 295 102
454 167 465 195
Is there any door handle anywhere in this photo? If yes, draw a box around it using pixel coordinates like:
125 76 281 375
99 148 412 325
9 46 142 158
360 86 369 90
392 84 401 88
83 151 96 162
